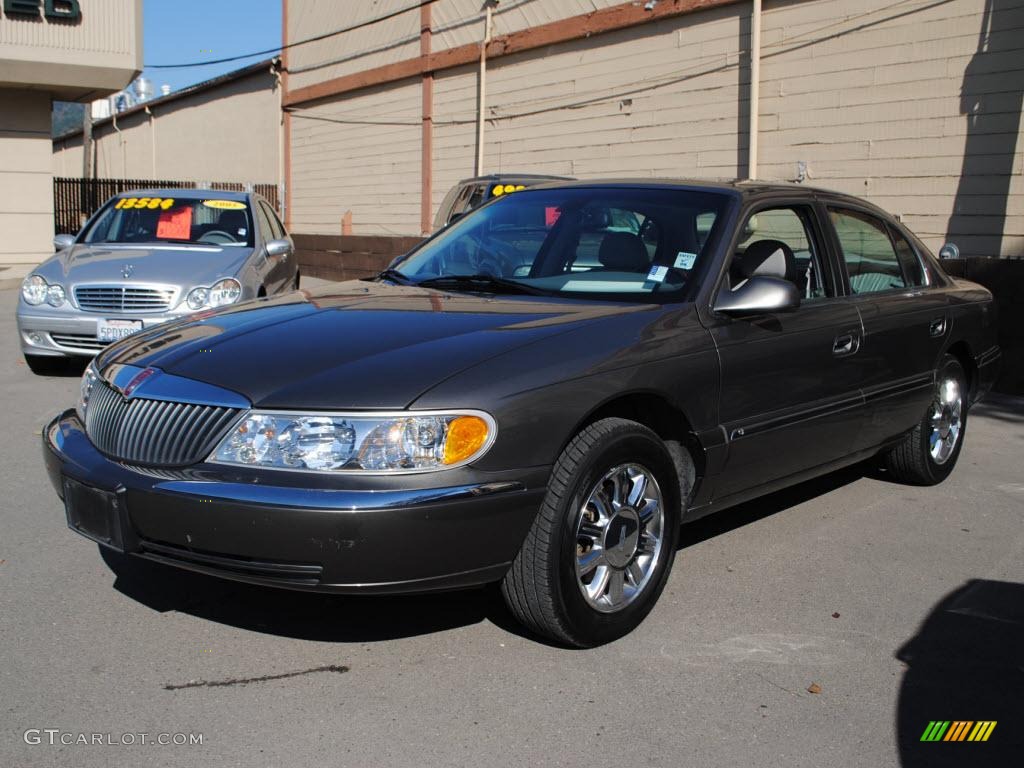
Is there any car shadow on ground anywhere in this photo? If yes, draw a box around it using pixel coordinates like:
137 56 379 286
895 579 1023 767
100 546 501 642
100 462 872 646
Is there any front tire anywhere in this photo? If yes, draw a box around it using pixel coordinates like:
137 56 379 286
501 418 682 647
884 354 968 485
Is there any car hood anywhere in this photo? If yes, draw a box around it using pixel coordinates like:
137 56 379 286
49 243 252 287
99 281 653 409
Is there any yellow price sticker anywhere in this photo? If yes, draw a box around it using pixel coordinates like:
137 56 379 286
202 200 247 210
116 197 175 210
492 184 528 197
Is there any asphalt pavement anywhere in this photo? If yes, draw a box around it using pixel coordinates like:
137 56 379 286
2 279 1022 768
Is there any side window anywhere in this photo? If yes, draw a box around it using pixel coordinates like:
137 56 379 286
260 201 285 239
889 226 926 287
829 208 907 294
254 203 274 243
731 206 828 300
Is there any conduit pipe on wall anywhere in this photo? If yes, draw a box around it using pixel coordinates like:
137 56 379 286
748 0 762 179
111 112 127 177
475 1 496 176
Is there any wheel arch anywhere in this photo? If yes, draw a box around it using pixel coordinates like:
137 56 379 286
566 391 705 499
944 339 977 399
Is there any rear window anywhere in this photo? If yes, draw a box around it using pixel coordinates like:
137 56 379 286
82 196 254 247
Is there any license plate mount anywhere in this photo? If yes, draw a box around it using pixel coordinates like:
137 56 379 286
63 477 126 551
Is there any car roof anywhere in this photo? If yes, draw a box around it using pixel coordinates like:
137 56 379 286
510 177 895 218
113 188 251 201
457 173 572 184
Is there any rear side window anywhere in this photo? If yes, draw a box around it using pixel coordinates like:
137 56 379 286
829 208 906 294
889 227 926 287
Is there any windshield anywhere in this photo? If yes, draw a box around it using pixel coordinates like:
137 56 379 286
396 187 730 300
82 195 254 247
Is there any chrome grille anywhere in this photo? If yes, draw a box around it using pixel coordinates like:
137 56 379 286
50 333 111 352
85 380 241 466
75 286 175 313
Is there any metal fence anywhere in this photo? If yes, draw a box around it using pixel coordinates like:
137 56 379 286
53 178 281 235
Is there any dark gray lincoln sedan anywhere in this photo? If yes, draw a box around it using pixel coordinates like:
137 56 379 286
43 180 1000 646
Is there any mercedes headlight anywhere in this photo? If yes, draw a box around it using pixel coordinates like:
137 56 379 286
21 275 48 305
209 278 241 307
186 287 209 310
211 410 495 473
185 278 241 311
78 361 100 421
46 283 66 307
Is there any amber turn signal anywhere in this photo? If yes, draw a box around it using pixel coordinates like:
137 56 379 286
443 415 490 465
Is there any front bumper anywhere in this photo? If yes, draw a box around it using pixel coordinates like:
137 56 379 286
17 307 185 358
43 410 547 594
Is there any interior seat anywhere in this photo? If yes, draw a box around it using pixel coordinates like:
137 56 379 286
731 239 797 290
597 231 650 272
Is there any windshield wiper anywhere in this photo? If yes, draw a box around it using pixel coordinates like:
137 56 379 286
376 268 412 284
414 274 546 295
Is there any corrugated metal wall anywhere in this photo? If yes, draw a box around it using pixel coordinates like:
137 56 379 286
286 0 1024 257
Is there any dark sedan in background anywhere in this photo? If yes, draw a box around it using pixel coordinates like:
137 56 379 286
17 189 297 375
43 180 999 646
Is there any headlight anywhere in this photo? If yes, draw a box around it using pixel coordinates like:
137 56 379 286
78 361 100 421
186 287 209 310
46 284 66 307
21 275 48 305
209 278 241 307
185 279 241 311
211 410 495 473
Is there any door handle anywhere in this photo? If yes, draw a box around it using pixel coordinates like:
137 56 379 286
929 316 947 338
833 333 859 356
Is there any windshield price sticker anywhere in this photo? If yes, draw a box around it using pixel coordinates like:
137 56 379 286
202 200 247 210
115 197 175 210
492 184 526 197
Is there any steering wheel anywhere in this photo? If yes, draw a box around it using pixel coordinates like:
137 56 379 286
198 230 236 244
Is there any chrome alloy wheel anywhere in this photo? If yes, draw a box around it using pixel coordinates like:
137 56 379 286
929 375 963 465
574 463 665 613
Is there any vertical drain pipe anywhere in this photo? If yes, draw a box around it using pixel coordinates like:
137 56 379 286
748 0 762 180
475 2 495 176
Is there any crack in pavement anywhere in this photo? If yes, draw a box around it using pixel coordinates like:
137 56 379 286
164 664 349 691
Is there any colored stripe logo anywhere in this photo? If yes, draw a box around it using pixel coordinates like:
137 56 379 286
920 721 997 742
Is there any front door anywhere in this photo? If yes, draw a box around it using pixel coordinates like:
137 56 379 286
710 203 868 499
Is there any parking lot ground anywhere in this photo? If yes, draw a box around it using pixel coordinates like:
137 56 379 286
2 280 1022 768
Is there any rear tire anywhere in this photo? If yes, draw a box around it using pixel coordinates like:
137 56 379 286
883 354 967 485
24 354 71 376
501 418 682 647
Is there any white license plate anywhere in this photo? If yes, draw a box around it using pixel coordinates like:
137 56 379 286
97 319 144 342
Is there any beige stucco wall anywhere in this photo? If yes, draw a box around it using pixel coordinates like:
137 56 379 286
53 67 282 184
0 89 55 265
0 0 142 99
287 0 1024 256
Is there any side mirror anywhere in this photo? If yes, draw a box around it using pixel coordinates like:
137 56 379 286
715 276 801 315
265 238 291 258
446 211 465 225
938 242 960 260
53 234 75 251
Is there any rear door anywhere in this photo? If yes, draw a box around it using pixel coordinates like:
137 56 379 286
709 200 869 499
824 204 946 446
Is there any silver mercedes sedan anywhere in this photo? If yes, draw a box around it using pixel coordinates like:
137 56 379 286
17 189 297 375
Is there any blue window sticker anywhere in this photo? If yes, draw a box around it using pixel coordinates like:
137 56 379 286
647 265 669 283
